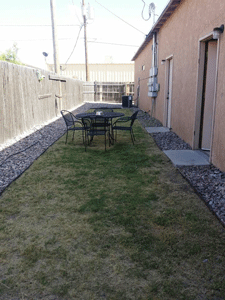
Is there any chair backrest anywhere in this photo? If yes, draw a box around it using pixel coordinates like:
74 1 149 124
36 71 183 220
130 111 139 126
61 110 74 128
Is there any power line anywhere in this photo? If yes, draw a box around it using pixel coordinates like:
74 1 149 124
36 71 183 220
64 25 84 66
88 40 139 47
0 38 140 47
0 38 72 42
0 24 80 27
95 0 146 35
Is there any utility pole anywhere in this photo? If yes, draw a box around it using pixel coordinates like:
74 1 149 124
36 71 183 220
82 0 90 81
50 0 60 74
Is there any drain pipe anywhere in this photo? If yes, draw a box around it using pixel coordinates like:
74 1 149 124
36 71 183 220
148 32 160 116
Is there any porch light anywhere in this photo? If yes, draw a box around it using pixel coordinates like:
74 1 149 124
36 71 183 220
213 24 224 39
161 59 166 65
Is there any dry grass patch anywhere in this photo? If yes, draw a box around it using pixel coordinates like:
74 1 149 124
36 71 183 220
0 109 225 299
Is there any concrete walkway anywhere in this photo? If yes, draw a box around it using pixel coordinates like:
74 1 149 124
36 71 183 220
145 127 170 133
146 127 210 167
163 150 210 166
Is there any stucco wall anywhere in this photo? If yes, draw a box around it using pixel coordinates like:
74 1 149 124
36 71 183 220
134 0 225 171
156 0 225 145
0 62 83 147
133 40 152 112
211 35 225 171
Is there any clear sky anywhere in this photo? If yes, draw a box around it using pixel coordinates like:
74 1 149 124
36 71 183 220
0 0 169 69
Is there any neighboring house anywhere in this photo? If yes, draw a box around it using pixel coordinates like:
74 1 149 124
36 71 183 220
132 0 225 171
47 63 134 83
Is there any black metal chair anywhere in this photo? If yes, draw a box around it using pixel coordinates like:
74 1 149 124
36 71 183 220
112 110 139 144
61 110 88 145
86 116 111 151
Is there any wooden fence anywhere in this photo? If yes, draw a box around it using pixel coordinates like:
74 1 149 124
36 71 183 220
83 82 134 103
0 62 83 147
0 62 135 148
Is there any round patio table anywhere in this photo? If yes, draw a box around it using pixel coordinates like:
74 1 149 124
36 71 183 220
75 111 124 120
75 111 124 145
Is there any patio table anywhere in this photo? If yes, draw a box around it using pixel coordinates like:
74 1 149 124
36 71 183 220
75 111 124 145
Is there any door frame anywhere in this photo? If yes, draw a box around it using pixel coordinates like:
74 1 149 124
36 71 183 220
163 55 173 128
193 32 220 162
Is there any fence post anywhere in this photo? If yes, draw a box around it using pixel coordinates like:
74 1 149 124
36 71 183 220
99 83 102 102
94 81 97 102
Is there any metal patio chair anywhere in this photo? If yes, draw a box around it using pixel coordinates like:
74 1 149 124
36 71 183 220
112 110 139 144
61 110 88 145
86 116 111 151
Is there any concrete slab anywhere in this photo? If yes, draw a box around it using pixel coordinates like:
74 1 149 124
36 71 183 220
145 127 170 133
163 150 210 166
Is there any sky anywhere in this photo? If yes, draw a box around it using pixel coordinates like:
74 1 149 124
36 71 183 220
0 0 169 69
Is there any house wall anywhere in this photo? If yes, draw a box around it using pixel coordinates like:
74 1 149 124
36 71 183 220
211 35 225 170
134 0 225 171
133 41 152 112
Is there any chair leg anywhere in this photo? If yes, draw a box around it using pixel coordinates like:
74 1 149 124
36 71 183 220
72 130 75 141
132 128 135 141
130 129 135 145
105 132 106 151
82 129 85 144
84 130 88 152
65 130 68 144
108 130 111 147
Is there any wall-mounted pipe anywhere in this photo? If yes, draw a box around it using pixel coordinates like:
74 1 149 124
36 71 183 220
148 32 160 99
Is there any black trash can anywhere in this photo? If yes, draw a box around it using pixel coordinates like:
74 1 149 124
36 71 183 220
122 95 132 108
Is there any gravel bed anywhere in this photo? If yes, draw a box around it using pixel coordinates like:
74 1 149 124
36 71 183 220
1 104 225 227
0 103 121 195
151 131 192 150
134 107 225 227
178 165 225 226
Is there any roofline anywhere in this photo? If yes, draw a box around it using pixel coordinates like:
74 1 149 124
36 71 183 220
47 63 134 66
131 0 182 61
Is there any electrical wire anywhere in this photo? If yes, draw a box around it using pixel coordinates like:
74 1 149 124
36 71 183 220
141 1 156 22
64 24 84 67
0 126 67 167
0 141 42 167
87 40 139 47
141 0 151 21
95 0 146 35
0 24 80 27
0 38 72 42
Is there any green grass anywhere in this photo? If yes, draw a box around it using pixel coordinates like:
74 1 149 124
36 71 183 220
0 108 225 299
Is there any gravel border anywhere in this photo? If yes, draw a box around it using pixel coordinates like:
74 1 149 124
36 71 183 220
0 103 121 195
133 107 225 227
1 104 225 227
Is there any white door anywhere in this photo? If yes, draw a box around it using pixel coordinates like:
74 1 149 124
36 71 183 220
166 58 173 128
201 40 217 150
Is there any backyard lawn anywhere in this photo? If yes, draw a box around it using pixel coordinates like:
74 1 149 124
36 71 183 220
0 109 225 299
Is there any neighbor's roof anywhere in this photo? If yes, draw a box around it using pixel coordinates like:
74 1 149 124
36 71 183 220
132 0 182 61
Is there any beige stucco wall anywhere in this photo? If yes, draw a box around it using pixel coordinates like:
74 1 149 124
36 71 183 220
211 35 225 171
133 40 152 112
134 0 225 171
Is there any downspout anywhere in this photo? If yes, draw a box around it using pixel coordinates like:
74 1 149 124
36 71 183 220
137 77 140 107
148 32 160 116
